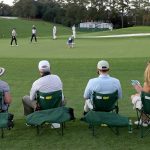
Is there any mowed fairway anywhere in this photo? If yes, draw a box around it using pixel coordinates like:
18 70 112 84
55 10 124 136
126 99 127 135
0 35 150 149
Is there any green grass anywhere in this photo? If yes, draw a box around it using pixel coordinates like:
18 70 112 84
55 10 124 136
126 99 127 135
1 36 150 58
0 18 72 38
0 25 150 149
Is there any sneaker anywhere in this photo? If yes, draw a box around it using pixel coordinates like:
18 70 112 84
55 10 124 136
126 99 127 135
25 123 31 127
134 120 148 127
51 123 60 129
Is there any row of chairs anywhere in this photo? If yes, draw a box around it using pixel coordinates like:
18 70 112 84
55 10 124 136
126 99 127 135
0 90 150 138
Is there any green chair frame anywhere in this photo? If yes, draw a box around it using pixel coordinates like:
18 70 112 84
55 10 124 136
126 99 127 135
0 90 9 138
136 91 150 138
35 90 64 135
0 90 4 138
91 90 119 135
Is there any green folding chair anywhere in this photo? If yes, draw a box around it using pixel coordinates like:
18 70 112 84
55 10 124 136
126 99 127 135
0 90 3 110
0 90 11 138
136 91 150 138
83 90 129 136
30 90 65 135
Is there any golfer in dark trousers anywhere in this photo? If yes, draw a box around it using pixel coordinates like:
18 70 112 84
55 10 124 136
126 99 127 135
31 25 37 42
10 28 18 46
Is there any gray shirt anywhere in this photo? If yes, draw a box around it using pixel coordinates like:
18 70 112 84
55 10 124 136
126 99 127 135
0 80 10 110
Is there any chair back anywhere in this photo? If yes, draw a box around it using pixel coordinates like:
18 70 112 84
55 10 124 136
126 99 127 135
141 91 150 115
0 90 4 111
37 90 62 110
92 90 118 112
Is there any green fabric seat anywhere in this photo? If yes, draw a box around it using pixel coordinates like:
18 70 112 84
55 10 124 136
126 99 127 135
26 90 75 135
82 111 129 126
0 91 14 138
0 90 9 138
81 111 129 136
0 113 9 128
26 107 74 126
136 91 150 138
82 91 129 135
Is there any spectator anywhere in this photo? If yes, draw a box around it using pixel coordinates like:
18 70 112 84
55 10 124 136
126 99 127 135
0 67 12 112
83 60 122 114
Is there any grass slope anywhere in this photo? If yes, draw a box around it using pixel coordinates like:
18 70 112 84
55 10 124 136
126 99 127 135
1 17 150 38
0 18 72 38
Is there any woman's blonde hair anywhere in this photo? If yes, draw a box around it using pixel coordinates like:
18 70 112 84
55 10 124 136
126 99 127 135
144 61 150 85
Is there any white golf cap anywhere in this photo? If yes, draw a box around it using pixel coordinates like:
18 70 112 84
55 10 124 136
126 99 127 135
97 60 109 70
0 67 5 76
38 60 50 72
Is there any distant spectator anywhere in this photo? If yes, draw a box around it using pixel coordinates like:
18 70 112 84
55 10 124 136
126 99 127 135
31 25 37 42
72 25 76 38
10 28 18 46
53 26 57 40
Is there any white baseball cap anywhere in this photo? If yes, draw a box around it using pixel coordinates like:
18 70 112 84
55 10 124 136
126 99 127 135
38 60 50 72
0 67 5 76
97 60 109 70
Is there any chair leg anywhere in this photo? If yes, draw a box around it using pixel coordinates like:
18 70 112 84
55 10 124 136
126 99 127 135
61 123 64 136
140 124 143 138
92 125 95 136
1 128 4 138
36 126 40 135
115 127 119 135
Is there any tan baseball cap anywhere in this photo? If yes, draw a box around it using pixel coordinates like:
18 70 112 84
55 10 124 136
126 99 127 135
97 60 109 70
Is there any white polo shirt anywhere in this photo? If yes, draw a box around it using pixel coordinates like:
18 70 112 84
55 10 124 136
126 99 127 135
32 28 36 34
30 74 64 101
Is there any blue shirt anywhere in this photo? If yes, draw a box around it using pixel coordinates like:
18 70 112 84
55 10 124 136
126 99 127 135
84 74 122 100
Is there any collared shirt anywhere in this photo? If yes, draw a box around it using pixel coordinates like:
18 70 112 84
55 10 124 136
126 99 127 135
30 74 64 101
0 80 10 110
53 26 56 33
12 30 16 36
32 28 36 34
84 74 122 100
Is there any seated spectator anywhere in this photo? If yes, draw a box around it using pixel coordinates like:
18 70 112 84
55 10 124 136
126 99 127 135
22 60 65 116
83 60 122 114
0 67 12 112
131 62 150 127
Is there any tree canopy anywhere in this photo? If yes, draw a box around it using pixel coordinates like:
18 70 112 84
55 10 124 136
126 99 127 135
1 0 150 28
